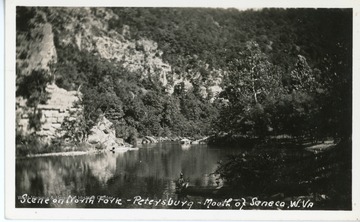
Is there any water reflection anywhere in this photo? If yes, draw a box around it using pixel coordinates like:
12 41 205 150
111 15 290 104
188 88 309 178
16 143 233 208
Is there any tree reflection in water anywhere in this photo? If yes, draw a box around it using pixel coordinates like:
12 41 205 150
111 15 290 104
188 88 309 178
16 143 227 208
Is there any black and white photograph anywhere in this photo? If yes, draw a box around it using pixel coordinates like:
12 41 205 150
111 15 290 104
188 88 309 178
4 0 360 220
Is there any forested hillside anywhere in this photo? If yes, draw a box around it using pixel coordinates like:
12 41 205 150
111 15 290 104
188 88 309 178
16 7 352 144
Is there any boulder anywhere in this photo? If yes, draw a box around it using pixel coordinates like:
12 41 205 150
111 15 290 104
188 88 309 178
86 115 124 150
180 138 191 145
88 128 102 144
102 136 118 150
98 117 113 131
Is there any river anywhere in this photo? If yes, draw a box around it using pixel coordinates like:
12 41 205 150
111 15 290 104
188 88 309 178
16 142 244 209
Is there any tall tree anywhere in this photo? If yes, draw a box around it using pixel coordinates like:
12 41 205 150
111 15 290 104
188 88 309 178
217 41 282 137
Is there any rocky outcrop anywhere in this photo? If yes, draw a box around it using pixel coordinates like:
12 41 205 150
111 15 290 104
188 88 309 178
16 83 126 149
16 83 82 143
50 8 172 88
87 115 125 150
94 35 172 88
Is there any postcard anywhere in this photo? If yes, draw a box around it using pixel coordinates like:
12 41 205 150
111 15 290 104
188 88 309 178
5 0 360 220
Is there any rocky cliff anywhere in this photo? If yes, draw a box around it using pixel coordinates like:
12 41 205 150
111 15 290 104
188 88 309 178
16 7 225 145
16 7 226 97
16 83 81 142
48 8 173 89
48 7 223 95
15 8 128 148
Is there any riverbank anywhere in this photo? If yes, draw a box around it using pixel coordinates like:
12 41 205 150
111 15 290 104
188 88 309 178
138 135 209 145
15 133 197 158
15 133 138 159
16 145 139 159
207 133 341 149
19 149 101 159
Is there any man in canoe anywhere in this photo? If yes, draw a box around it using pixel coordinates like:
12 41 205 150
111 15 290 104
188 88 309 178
176 172 188 191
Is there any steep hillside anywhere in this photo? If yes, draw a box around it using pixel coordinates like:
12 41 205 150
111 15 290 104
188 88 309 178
16 7 352 147
48 8 173 89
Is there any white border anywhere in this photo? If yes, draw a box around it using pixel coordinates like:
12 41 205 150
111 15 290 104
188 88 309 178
1 0 5 221
4 0 360 220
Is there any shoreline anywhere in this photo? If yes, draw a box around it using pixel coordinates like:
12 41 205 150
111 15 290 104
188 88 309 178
17 146 138 159
16 136 336 159
16 134 209 159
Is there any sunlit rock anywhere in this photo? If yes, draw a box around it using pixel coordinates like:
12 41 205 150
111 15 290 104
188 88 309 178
87 115 124 150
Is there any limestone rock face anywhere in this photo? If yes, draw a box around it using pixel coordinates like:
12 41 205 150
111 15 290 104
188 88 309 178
49 8 172 88
16 82 124 148
16 83 81 143
87 115 124 150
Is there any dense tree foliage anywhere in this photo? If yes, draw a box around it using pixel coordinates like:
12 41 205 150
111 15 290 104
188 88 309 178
107 7 351 141
51 44 218 142
16 68 53 130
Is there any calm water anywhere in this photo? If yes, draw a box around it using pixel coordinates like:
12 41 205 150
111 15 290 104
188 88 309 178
16 142 243 208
